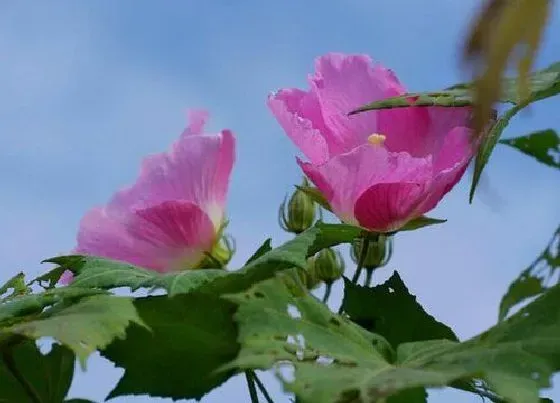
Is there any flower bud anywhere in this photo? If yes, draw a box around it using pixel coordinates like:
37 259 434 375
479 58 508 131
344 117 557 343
278 177 319 234
350 235 392 270
313 248 345 284
197 234 236 269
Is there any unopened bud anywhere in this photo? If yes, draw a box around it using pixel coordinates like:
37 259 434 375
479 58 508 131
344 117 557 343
313 248 345 284
279 177 318 234
350 235 392 270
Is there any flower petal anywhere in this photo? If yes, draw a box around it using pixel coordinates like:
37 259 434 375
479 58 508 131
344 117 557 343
298 144 432 225
108 118 235 228
354 182 428 232
268 88 331 164
75 201 215 273
309 53 406 154
415 127 474 214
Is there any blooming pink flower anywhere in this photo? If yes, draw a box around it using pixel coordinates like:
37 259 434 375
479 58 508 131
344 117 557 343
268 53 474 233
65 110 235 280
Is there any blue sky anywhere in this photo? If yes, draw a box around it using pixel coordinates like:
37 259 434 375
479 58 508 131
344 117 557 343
1 1 560 402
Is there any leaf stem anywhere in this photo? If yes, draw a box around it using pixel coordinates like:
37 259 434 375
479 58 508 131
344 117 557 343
252 371 274 403
245 370 260 403
322 283 332 304
2 349 43 403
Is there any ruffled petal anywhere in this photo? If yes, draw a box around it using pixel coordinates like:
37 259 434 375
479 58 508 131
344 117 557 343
268 88 331 164
354 182 428 232
298 144 432 225
75 201 215 273
309 53 406 154
108 113 235 228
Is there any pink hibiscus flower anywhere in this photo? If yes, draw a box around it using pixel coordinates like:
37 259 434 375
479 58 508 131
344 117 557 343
65 109 235 280
268 53 474 233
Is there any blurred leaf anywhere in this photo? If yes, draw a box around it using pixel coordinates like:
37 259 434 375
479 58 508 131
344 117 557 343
341 272 457 347
64 400 97 403
227 276 560 403
45 255 227 297
28 266 67 290
296 185 333 212
470 105 521 202
3 295 145 368
245 239 273 264
0 273 29 301
103 293 238 401
398 216 447 232
500 129 560 169
499 224 560 321
202 222 360 295
463 0 552 135
0 287 106 325
0 341 74 403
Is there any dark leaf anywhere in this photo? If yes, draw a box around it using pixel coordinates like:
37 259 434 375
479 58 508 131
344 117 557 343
500 129 560 169
103 292 238 400
342 272 457 347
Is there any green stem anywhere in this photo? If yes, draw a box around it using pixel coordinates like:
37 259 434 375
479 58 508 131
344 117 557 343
2 350 42 403
351 238 371 284
364 268 374 287
252 371 274 403
245 371 260 403
322 283 332 304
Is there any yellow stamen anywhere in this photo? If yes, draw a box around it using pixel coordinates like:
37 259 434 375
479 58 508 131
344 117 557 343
367 133 386 147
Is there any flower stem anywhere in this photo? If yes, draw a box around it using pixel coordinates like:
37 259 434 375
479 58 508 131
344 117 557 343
351 237 371 284
2 350 42 403
252 371 274 403
245 371 260 403
322 282 332 304
365 268 374 287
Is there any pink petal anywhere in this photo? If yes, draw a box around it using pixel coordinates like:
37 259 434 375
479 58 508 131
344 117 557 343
268 89 331 164
182 109 209 136
76 201 215 273
354 182 428 232
108 121 235 228
309 53 406 154
414 127 474 214
299 144 432 225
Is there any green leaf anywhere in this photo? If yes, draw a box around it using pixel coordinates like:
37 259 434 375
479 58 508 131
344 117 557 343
341 272 457 347
500 62 560 105
295 185 333 212
103 292 238 401
202 222 360 295
0 287 106 325
398 216 447 232
28 266 67 290
3 294 145 368
499 224 560 321
349 90 473 115
500 129 560 169
245 239 273 264
470 105 523 202
0 273 29 301
0 341 74 403
45 255 227 296
227 276 560 403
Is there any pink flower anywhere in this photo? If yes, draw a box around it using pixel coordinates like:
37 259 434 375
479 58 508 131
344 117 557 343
268 53 474 233
67 110 235 279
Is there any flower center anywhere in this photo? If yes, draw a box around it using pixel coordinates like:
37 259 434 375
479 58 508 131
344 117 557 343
367 133 386 147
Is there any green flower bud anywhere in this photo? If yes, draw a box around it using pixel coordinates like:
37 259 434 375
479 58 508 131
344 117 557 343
197 234 236 269
350 235 392 270
278 177 319 234
313 248 345 284
280 267 310 296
